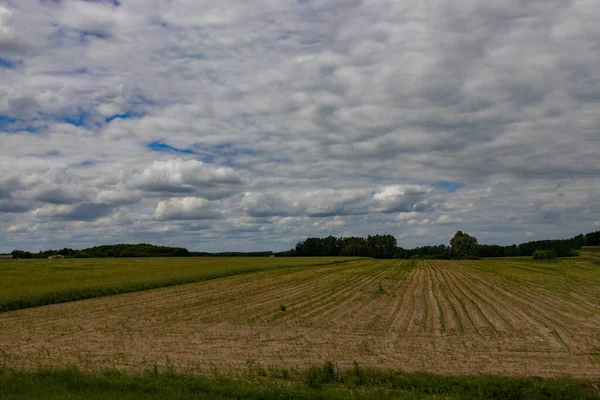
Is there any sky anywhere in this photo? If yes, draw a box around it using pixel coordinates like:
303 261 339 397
0 0 599 253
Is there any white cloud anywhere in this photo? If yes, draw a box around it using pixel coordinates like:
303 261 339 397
436 215 464 225
397 212 419 220
131 159 243 199
154 197 219 220
372 185 434 213
1 0 599 252
0 6 15 49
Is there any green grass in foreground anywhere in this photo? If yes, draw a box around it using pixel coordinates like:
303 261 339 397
0 363 597 400
0 257 359 313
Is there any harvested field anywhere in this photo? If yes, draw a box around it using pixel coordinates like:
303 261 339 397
1 258 600 379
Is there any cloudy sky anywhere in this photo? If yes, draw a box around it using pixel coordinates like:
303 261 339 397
0 0 599 252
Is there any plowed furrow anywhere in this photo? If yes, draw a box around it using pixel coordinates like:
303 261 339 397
455 265 576 337
472 263 600 316
406 266 428 332
469 264 599 328
387 264 423 333
429 262 463 334
200 269 365 324
431 262 486 333
301 267 394 325
424 264 441 333
365 262 414 332
440 264 515 332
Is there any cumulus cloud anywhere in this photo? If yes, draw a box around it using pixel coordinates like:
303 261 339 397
0 6 20 53
131 160 243 199
0 0 599 252
436 215 465 225
0 201 30 213
32 203 115 221
372 185 434 213
154 197 220 220
239 186 436 219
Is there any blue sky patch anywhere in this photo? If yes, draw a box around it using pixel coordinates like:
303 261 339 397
83 0 121 5
59 110 88 127
147 141 195 154
192 143 259 167
80 30 109 42
434 181 463 192
0 115 18 127
0 58 23 69
0 115 46 134
50 26 110 46
44 67 90 76
105 111 142 123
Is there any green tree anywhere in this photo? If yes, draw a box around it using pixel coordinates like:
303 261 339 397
367 234 398 259
301 238 324 256
450 231 478 259
533 249 556 260
340 237 369 257
10 250 32 259
321 236 343 256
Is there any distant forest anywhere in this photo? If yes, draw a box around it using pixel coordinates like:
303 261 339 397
9 244 190 259
281 230 600 259
5 231 600 260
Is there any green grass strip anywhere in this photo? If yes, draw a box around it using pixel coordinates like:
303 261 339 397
0 364 597 400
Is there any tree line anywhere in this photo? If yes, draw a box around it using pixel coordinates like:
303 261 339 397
276 235 398 259
477 236 583 258
280 232 475 259
280 230 600 259
7 230 600 260
10 244 189 259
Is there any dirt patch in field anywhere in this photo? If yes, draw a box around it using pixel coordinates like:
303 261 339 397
1 259 600 379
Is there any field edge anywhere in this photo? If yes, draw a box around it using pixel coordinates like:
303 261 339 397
1 363 598 400
0 257 364 313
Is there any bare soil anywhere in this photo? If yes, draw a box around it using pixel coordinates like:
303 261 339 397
1 259 600 378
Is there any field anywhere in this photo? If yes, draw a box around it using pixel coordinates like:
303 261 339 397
581 246 600 258
2 256 600 384
0 257 356 312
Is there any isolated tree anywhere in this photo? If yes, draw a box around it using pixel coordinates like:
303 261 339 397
450 231 478 259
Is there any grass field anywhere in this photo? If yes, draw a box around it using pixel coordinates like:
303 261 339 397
2 256 600 398
0 257 358 312
2 365 597 399
581 246 600 258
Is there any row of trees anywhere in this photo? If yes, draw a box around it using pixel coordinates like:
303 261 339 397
9 230 599 260
279 235 398 259
10 244 189 259
284 230 599 260
477 234 587 258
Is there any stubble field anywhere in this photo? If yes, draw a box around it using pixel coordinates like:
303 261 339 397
2 256 600 380
0 256 356 312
